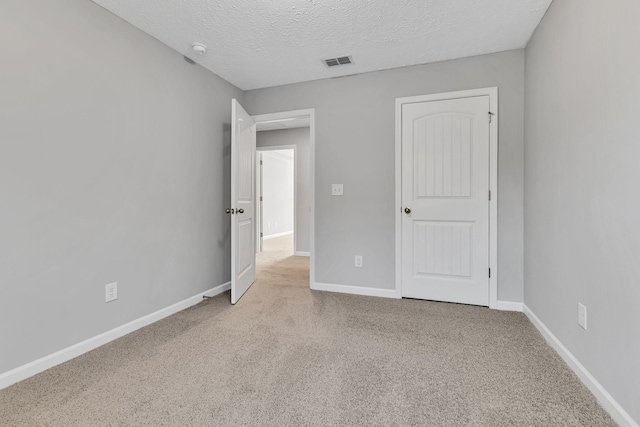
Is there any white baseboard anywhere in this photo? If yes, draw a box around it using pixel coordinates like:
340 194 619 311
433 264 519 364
263 231 293 240
294 251 310 257
523 305 638 427
0 281 231 391
494 300 523 312
312 282 401 299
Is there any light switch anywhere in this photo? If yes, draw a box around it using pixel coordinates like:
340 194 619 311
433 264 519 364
332 184 344 196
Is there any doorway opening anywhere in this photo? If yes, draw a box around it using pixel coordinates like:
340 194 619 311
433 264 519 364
256 147 296 255
252 110 315 288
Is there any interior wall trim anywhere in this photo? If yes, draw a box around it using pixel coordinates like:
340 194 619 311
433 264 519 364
312 282 401 299
495 301 523 312
523 305 638 427
0 282 231 391
263 231 294 240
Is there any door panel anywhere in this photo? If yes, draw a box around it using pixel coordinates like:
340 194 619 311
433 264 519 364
231 99 256 305
414 221 472 278
415 115 473 198
401 96 490 306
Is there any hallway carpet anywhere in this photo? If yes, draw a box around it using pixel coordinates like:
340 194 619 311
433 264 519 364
0 235 615 426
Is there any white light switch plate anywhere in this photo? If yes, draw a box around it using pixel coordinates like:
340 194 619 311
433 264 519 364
332 184 343 196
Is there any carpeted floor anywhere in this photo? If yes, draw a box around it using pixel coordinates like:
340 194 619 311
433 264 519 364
0 235 615 426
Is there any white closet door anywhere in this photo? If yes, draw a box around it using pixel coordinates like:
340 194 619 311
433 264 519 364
401 95 490 306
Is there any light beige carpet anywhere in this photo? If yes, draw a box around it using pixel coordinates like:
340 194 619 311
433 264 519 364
0 235 615 426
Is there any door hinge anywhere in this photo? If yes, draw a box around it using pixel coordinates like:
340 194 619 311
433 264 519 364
260 232 263 237
260 196 263 201
260 160 263 165
489 112 495 123
489 268 492 278
488 190 491 201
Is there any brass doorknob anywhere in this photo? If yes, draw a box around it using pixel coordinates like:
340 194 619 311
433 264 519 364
237 208 244 214
404 207 412 214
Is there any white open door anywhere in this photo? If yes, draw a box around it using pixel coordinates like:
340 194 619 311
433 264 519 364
230 99 256 304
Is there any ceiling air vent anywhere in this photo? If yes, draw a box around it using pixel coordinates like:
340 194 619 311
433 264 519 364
323 55 353 68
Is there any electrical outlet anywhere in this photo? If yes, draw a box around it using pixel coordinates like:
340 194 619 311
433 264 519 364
105 282 118 303
578 303 587 330
332 184 344 196
355 255 363 268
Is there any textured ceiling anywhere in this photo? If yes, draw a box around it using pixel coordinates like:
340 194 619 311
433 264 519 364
91 0 552 90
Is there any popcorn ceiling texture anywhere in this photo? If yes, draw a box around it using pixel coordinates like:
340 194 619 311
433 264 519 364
91 0 552 90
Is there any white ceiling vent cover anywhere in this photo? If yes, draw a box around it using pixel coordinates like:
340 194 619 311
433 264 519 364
323 56 353 68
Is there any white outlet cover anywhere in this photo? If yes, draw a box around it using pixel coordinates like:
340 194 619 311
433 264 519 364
105 282 118 303
332 184 344 196
578 303 587 330
355 255 363 268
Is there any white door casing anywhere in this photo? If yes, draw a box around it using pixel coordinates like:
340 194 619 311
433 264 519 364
256 151 263 253
396 88 498 307
231 99 257 304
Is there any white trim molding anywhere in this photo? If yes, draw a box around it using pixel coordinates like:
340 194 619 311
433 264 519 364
395 87 499 309
294 251 310 257
524 305 639 427
0 282 231 391
494 301 523 312
312 282 401 299
263 231 294 240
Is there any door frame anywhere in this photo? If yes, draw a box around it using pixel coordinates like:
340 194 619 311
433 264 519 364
256 145 297 252
256 151 263 253
251 109 316 287
395 87 498 308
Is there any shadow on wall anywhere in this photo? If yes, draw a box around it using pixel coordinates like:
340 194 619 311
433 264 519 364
218 122 232 251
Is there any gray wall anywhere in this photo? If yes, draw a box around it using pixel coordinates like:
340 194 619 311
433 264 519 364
261 151 294 237
257 128 311 253
525 0 640 422
245 50 525 300
0 0 242 374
